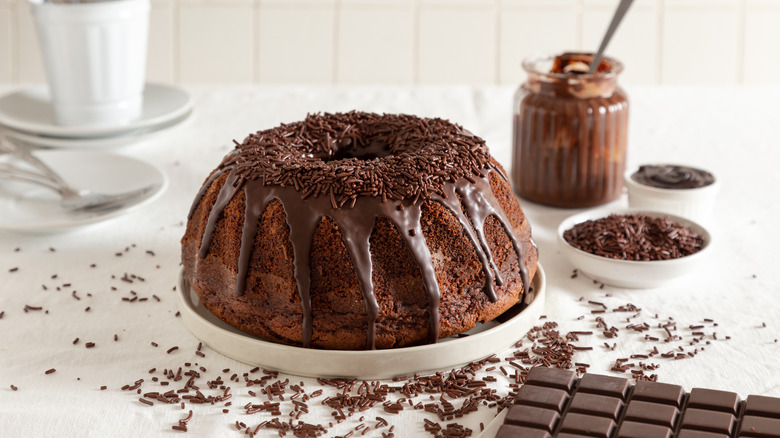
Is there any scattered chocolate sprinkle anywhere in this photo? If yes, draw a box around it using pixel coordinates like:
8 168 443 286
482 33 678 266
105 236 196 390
9 267 18 273
45 368 56 375
10 385 18 391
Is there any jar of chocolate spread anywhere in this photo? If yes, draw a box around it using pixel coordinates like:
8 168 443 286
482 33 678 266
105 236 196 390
512 52 629 208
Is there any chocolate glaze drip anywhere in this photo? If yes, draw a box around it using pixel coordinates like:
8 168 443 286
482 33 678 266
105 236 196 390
188 168 227 221
190 112 532 350
196 170 241 261
632 164 715 190
194 168 528 350
432 179 506 301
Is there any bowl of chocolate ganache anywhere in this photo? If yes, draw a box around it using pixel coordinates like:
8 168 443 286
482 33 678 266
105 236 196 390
625 164 719 226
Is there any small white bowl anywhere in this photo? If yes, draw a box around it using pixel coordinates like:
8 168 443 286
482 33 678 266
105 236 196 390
625 166 719 226
557 208 712 289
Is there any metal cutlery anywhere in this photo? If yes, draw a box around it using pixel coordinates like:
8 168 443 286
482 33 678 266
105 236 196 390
588 0 634 74
0 137 159 213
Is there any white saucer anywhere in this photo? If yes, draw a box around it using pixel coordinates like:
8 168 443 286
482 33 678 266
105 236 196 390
0 83 192 139
0 150 167 232
176 264 546 380
2 110 193 149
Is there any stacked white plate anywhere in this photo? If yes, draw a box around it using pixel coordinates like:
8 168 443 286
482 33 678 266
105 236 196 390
0 83 193 148
0 83 188 231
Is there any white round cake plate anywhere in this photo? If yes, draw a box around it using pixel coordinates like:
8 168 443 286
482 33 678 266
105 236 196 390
1 110 193 149
479 409 508 438
176 264 546 380
0 83 192 139
0 150 167 232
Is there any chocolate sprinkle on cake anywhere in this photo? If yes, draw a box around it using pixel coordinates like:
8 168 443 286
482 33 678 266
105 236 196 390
219 111 499 208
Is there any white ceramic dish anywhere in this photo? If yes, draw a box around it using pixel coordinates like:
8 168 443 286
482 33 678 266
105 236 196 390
558 209 712 289
479 408 508 438
176 264 546 380
0 83 192 139
0 150 166 232
2 110 193 149
625 166 719 226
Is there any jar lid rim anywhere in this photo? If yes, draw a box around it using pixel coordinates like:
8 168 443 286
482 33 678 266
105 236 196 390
522 52 624 79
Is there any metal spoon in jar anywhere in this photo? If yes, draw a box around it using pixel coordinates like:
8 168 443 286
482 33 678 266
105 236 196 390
588 0 634 74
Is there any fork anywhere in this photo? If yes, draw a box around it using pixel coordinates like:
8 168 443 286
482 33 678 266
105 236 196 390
0 137 160 212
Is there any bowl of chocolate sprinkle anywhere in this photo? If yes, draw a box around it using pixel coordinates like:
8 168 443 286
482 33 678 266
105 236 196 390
558 208 712 288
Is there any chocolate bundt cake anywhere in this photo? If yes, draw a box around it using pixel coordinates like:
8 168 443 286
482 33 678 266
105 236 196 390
182 112 538 350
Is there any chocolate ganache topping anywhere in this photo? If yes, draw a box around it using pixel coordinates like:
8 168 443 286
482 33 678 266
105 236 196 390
189 112 533 349
632 164 715 190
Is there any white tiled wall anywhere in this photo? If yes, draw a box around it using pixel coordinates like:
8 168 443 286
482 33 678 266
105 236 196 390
2 0 777 86
744 0 780 84
337 1 416 83
661 0 741 85
256 0 336 83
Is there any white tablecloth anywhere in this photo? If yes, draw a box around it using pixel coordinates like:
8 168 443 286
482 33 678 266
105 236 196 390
2 84 780 437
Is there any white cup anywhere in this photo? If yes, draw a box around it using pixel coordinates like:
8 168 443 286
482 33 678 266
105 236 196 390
31 0 150 127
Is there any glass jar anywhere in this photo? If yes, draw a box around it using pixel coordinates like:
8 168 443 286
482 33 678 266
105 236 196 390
512 52 629 208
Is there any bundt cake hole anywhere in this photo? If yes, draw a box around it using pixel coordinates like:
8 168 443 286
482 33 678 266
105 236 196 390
326 138 393 162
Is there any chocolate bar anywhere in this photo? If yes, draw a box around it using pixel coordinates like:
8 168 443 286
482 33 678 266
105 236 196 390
497 366 780 437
